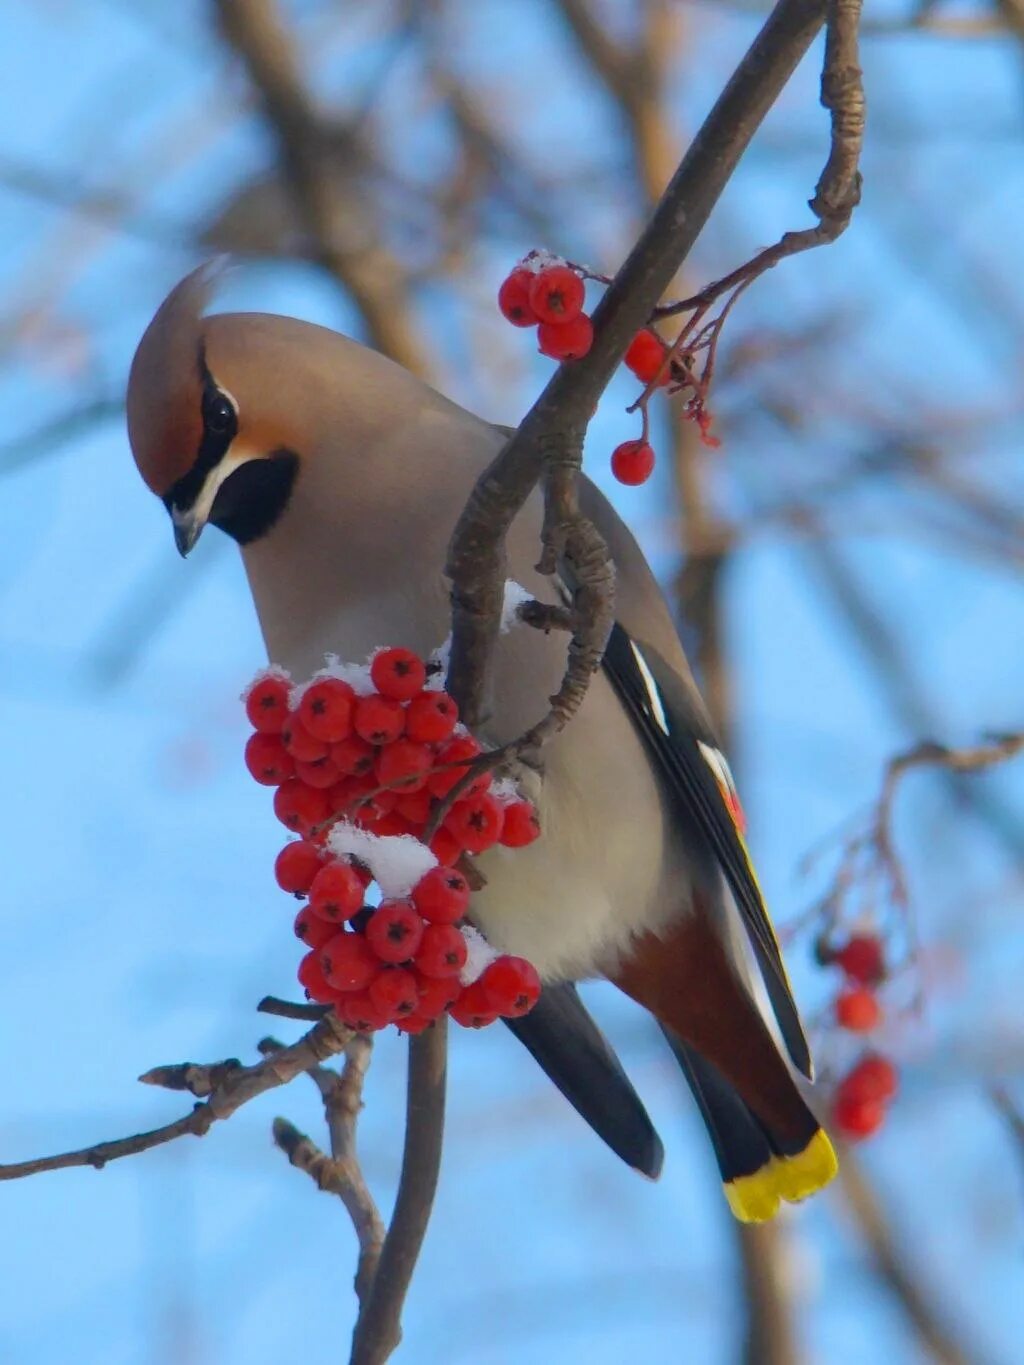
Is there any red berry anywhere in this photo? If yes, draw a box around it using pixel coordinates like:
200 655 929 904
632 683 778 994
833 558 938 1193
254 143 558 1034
335 990 390 1031
308 861 366 923
273 780 332 836
428 826 462 866
449 980 499 1029
411 866 471 924
244 732 296 785
366 900 425 963
445 792 505 854
353 694 406 745
330 734 376 777
414 972 462 1017
499 799 541 847
837 1054 899 1106
396 1013 433 1034
395 788 433 825
610 439 655 486
415 923 469 978
295 755 341 789
297 949 335 1004
274 839 323 894
836 987 882 1033
376 739 434 793
299 678 355 742
497 268 539 327
528 264 585 324
479 955 542 1017
834 934 886 985
282 716 329 762
341 773 398 820
245 674 290 734
370 648 426 702
428 735 483 797
365 811 413 837
320 931 379 992
538 313 593 362
369 966 420 1019
294 905 336 949
833 1092 885 1140
624 330 669 385
405 690 459 744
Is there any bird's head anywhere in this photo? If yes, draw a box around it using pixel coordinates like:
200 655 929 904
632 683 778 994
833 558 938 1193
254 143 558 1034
126 261 300 557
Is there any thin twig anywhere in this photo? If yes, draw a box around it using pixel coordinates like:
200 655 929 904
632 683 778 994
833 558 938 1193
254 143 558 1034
349 1021 448 1365
0 1013 352 1182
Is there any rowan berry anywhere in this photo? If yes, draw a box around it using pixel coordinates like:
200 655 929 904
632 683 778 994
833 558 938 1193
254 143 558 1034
479 955 542 1017
299 678 355 742
330 735 376 777
320 931 379 993
405 690 459 744
366 900 425 963
529 264 585 324
538 313 593 361
445 792 505 854
274 839 323 894
411 866 471 924
245 674 290 733
624 330 669 385
282 716 329 762
308 861 365 923
244 733 296 785
836 987 882 1033
415 923 469 978
376 739 433 792
335 991 390 1031
499 799 541 847
611 440 656 486
428 826 462 866
833 1093 885 1140
273 780 332 836
448 980 499 1029
395 788 433 826
370 648 426 702
497 268 539 327
834 934 886 985
428 735 484 797
837 1054 898 1106
353 693 405 745
414 972 462 1017
369 966 420 1019
297 949 335 1004
294 905 336 950
294 755 341 789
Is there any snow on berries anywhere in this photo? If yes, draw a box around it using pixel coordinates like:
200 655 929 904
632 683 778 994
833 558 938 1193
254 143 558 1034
242 646 544 1033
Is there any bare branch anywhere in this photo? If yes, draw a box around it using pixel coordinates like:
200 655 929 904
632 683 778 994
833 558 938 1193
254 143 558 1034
264 1033 386 1311
0 1013 352 1182
445 0 829 730
349 1022 448 1365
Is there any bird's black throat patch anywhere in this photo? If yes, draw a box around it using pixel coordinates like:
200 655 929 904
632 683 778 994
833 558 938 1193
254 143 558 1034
209 448 299 545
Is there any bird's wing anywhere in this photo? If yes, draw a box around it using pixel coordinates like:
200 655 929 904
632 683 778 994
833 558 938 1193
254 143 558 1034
598 623 811 1078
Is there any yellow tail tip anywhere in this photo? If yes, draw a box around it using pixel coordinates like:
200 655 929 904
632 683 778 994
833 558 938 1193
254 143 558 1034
723 1130 838 1223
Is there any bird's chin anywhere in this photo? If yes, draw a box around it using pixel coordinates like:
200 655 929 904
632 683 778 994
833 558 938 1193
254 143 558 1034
209 448 300 546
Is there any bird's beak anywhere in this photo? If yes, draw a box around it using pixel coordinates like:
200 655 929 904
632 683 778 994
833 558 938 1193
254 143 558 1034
171 504 206 558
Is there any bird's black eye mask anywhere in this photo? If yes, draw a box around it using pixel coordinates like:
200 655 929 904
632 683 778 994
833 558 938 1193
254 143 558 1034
162 344 238 515
162 343 299 546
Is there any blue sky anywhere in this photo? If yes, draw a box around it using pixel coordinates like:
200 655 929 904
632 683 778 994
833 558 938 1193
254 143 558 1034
1 2 1023 1362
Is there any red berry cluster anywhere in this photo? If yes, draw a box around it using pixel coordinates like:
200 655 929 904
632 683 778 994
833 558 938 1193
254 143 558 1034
242 649 544 1034
818 932 900 1140
498 254 593 362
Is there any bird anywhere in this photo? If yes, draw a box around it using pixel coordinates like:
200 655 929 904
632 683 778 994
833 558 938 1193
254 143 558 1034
126 262 837 1222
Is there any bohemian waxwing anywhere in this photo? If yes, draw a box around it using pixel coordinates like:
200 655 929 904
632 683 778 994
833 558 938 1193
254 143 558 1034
126 263 837 1222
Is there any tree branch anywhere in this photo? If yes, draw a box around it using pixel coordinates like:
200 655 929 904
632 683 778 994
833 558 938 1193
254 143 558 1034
0 1012 352 1182
445 0 828 730
349 1021 448 1365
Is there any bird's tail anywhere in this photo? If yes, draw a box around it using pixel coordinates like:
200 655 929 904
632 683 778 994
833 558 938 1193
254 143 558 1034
664 1029 837 1222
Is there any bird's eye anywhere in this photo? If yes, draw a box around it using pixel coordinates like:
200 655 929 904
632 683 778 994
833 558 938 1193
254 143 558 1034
204 392 235 435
